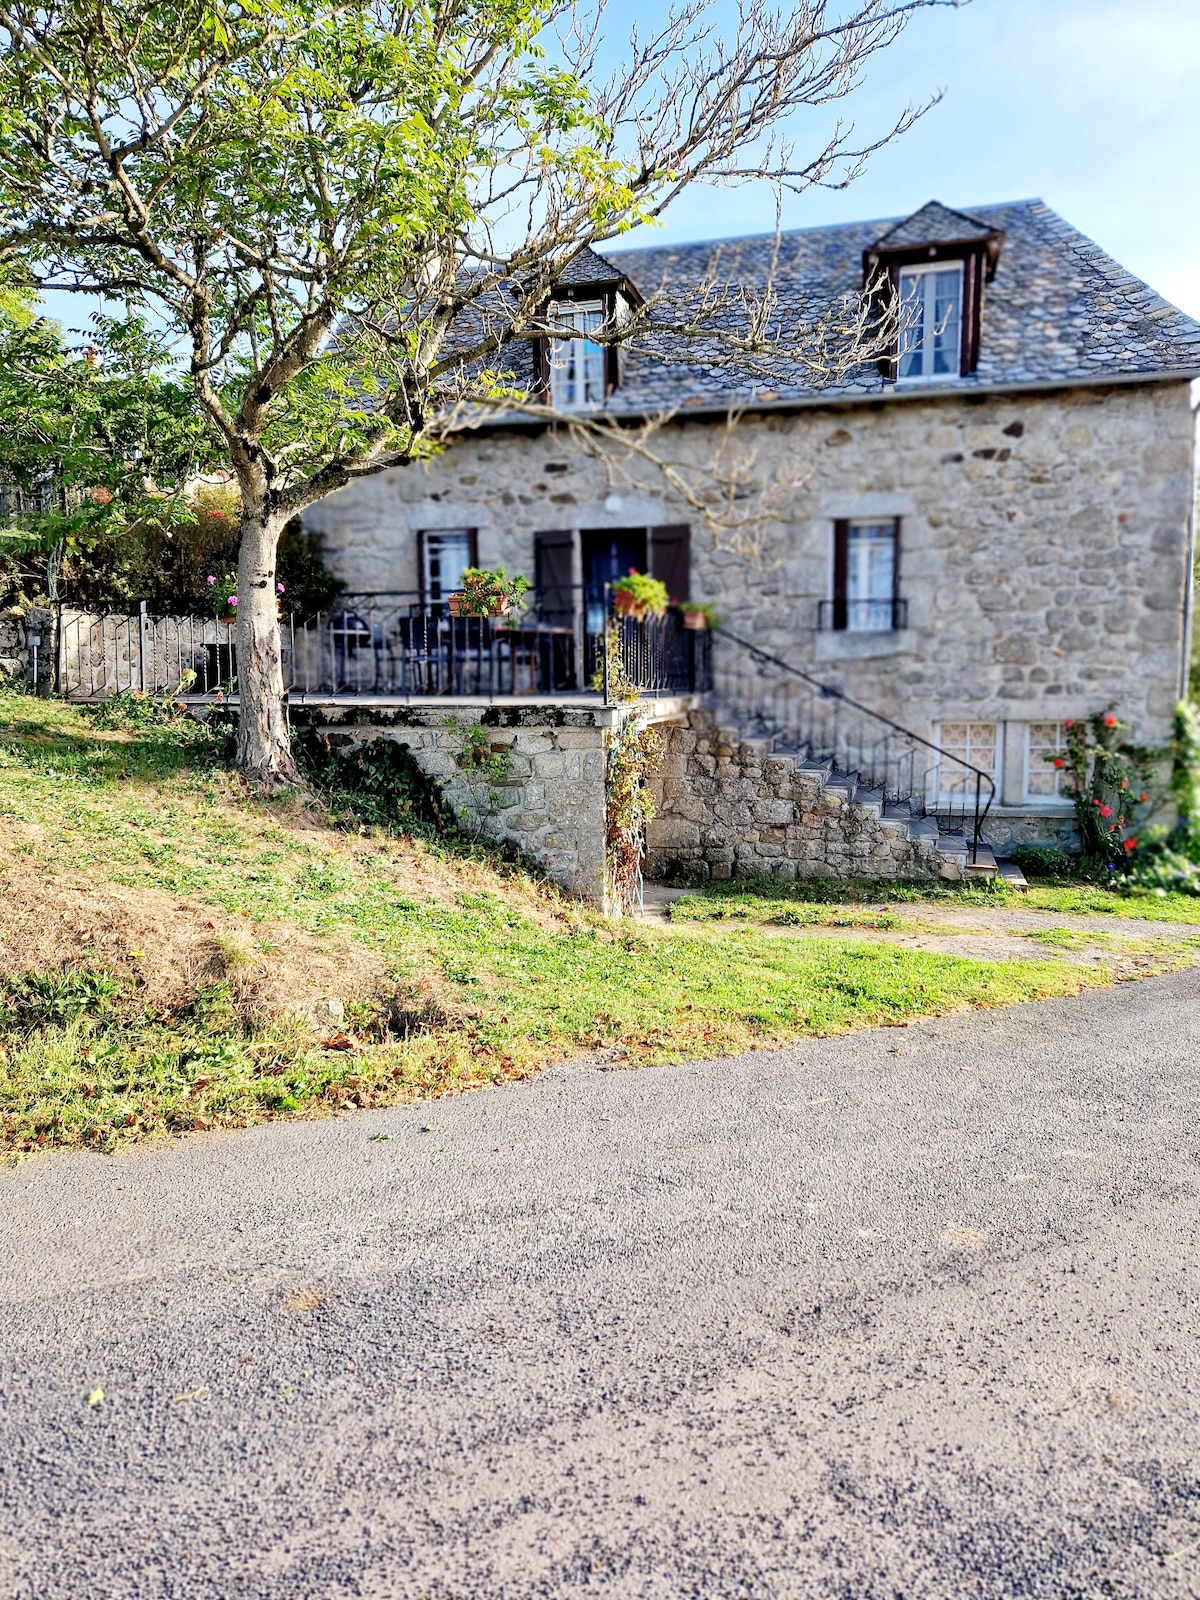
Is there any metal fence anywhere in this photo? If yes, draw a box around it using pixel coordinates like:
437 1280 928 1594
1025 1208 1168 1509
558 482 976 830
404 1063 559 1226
57 592 714 702
58 604 240 699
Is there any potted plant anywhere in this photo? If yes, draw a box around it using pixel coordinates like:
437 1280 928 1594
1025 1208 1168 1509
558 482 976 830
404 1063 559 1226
681 600 721 631
448 567 531 617
207 572 238 624
611 569 669 620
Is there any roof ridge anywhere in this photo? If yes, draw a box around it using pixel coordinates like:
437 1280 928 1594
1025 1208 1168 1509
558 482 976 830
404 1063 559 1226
602 199 1049 261
1032 201 1200 335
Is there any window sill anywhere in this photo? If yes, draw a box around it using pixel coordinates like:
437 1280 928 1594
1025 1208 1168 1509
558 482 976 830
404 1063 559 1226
895 372 961 388
813 628 911 663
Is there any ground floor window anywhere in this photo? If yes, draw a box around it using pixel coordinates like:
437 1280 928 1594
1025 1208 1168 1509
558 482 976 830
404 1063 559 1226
419 529 476 604
1024 721 1070 803
936 721 999 802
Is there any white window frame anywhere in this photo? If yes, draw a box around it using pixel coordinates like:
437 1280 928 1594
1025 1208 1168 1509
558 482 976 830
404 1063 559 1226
934 721 1000 806
897 262 964 384
844 519 898 633
1023 722 1074 806
549 299 607 412
421 529 473 603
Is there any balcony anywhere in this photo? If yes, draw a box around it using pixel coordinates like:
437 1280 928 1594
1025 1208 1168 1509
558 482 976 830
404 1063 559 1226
816 597 908 633
57 588 713 704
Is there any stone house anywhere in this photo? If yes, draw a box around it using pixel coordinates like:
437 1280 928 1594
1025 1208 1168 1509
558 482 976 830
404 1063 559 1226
303 199 1200 878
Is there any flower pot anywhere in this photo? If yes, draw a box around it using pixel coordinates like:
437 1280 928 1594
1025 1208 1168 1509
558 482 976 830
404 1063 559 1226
683 609 710 631
612 589 646 620
487 595 512 617
447 593 466 615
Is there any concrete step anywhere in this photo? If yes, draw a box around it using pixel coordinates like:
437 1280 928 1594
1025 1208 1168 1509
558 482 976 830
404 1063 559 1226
996 858 1028 891
852 784 885 818
935 831 970 859
964 843 998 878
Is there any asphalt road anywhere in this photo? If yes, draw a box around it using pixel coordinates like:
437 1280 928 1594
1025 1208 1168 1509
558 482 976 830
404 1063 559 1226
3 971 1200 1599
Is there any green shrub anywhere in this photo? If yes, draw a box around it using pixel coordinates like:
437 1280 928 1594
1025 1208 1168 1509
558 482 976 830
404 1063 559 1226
294 732 456 838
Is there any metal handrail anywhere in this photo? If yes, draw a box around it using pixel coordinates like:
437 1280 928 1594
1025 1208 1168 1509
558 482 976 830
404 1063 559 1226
714 625 994 864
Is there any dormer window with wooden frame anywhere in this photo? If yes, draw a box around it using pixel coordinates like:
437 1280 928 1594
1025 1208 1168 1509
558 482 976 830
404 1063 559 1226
534 247 642 413
549 299 608 411
863 201 1004 384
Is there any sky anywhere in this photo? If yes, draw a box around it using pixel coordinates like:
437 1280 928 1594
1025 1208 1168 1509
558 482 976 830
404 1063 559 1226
610 0 1200 318
37 0 1200 338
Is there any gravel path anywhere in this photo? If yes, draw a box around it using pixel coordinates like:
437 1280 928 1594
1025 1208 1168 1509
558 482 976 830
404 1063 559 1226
3 971 1200 1598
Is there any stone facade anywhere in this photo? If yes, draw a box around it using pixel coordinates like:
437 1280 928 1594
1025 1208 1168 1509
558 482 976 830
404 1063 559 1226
304 379 1197 811
646 711 959 883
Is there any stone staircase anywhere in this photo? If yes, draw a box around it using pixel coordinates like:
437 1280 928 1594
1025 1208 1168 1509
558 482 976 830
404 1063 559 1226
646 709 996 884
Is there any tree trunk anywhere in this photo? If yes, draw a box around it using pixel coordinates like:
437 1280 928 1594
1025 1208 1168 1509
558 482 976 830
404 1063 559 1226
235 504 299 789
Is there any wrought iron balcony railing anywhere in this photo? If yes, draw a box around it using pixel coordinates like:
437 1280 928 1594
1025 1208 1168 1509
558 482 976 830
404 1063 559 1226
816 597 908 632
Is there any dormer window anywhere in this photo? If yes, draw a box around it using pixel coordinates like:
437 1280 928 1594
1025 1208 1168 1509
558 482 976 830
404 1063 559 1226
897 263 963 381
532 247 643 413
549 300 607 410
864 201 1004 384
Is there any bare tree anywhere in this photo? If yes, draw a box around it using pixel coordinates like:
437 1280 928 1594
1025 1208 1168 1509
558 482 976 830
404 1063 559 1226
0 0 957 785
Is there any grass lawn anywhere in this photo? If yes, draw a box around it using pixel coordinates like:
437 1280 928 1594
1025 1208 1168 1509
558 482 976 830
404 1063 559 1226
2 691 1190 1156
665 874 1200 926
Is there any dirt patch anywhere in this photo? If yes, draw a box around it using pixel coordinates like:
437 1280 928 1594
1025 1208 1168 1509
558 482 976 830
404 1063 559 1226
0 853 388 1020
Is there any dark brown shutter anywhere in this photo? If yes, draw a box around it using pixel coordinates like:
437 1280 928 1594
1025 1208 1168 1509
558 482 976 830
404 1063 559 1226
832 519 849 631
534 338 550 402
535 530 575 626
603 289 620 397
649 524 690 604
467 529 479 568
960 249 984 376
877 262 901 381
417 529 428 604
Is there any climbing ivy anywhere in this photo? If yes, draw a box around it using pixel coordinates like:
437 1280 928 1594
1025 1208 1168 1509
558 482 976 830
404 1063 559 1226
606 712 662 915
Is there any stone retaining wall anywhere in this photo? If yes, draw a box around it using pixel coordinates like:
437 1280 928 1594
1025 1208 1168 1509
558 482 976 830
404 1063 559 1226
290 698 693 908
646 711 949 882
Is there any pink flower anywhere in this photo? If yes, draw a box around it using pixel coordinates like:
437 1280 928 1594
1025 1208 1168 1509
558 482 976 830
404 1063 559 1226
206 575 216 585
1063 719 1074 728
277 582 286 594
229 596 238 607
1099 805 1112 818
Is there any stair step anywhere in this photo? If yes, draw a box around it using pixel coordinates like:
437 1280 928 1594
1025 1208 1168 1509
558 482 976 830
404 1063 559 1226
964 844 998 878
935 832 970 858
997 859 1029 891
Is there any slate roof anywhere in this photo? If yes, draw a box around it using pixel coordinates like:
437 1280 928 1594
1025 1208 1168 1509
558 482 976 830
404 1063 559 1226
498 199 1200 415
871 199 999 251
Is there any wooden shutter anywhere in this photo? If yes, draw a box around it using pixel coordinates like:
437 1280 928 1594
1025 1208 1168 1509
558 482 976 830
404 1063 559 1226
603 289 620 397
960 250 984 376
535 530 575 626
417 529 427 603
649 524 691 604
832 519 849 631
